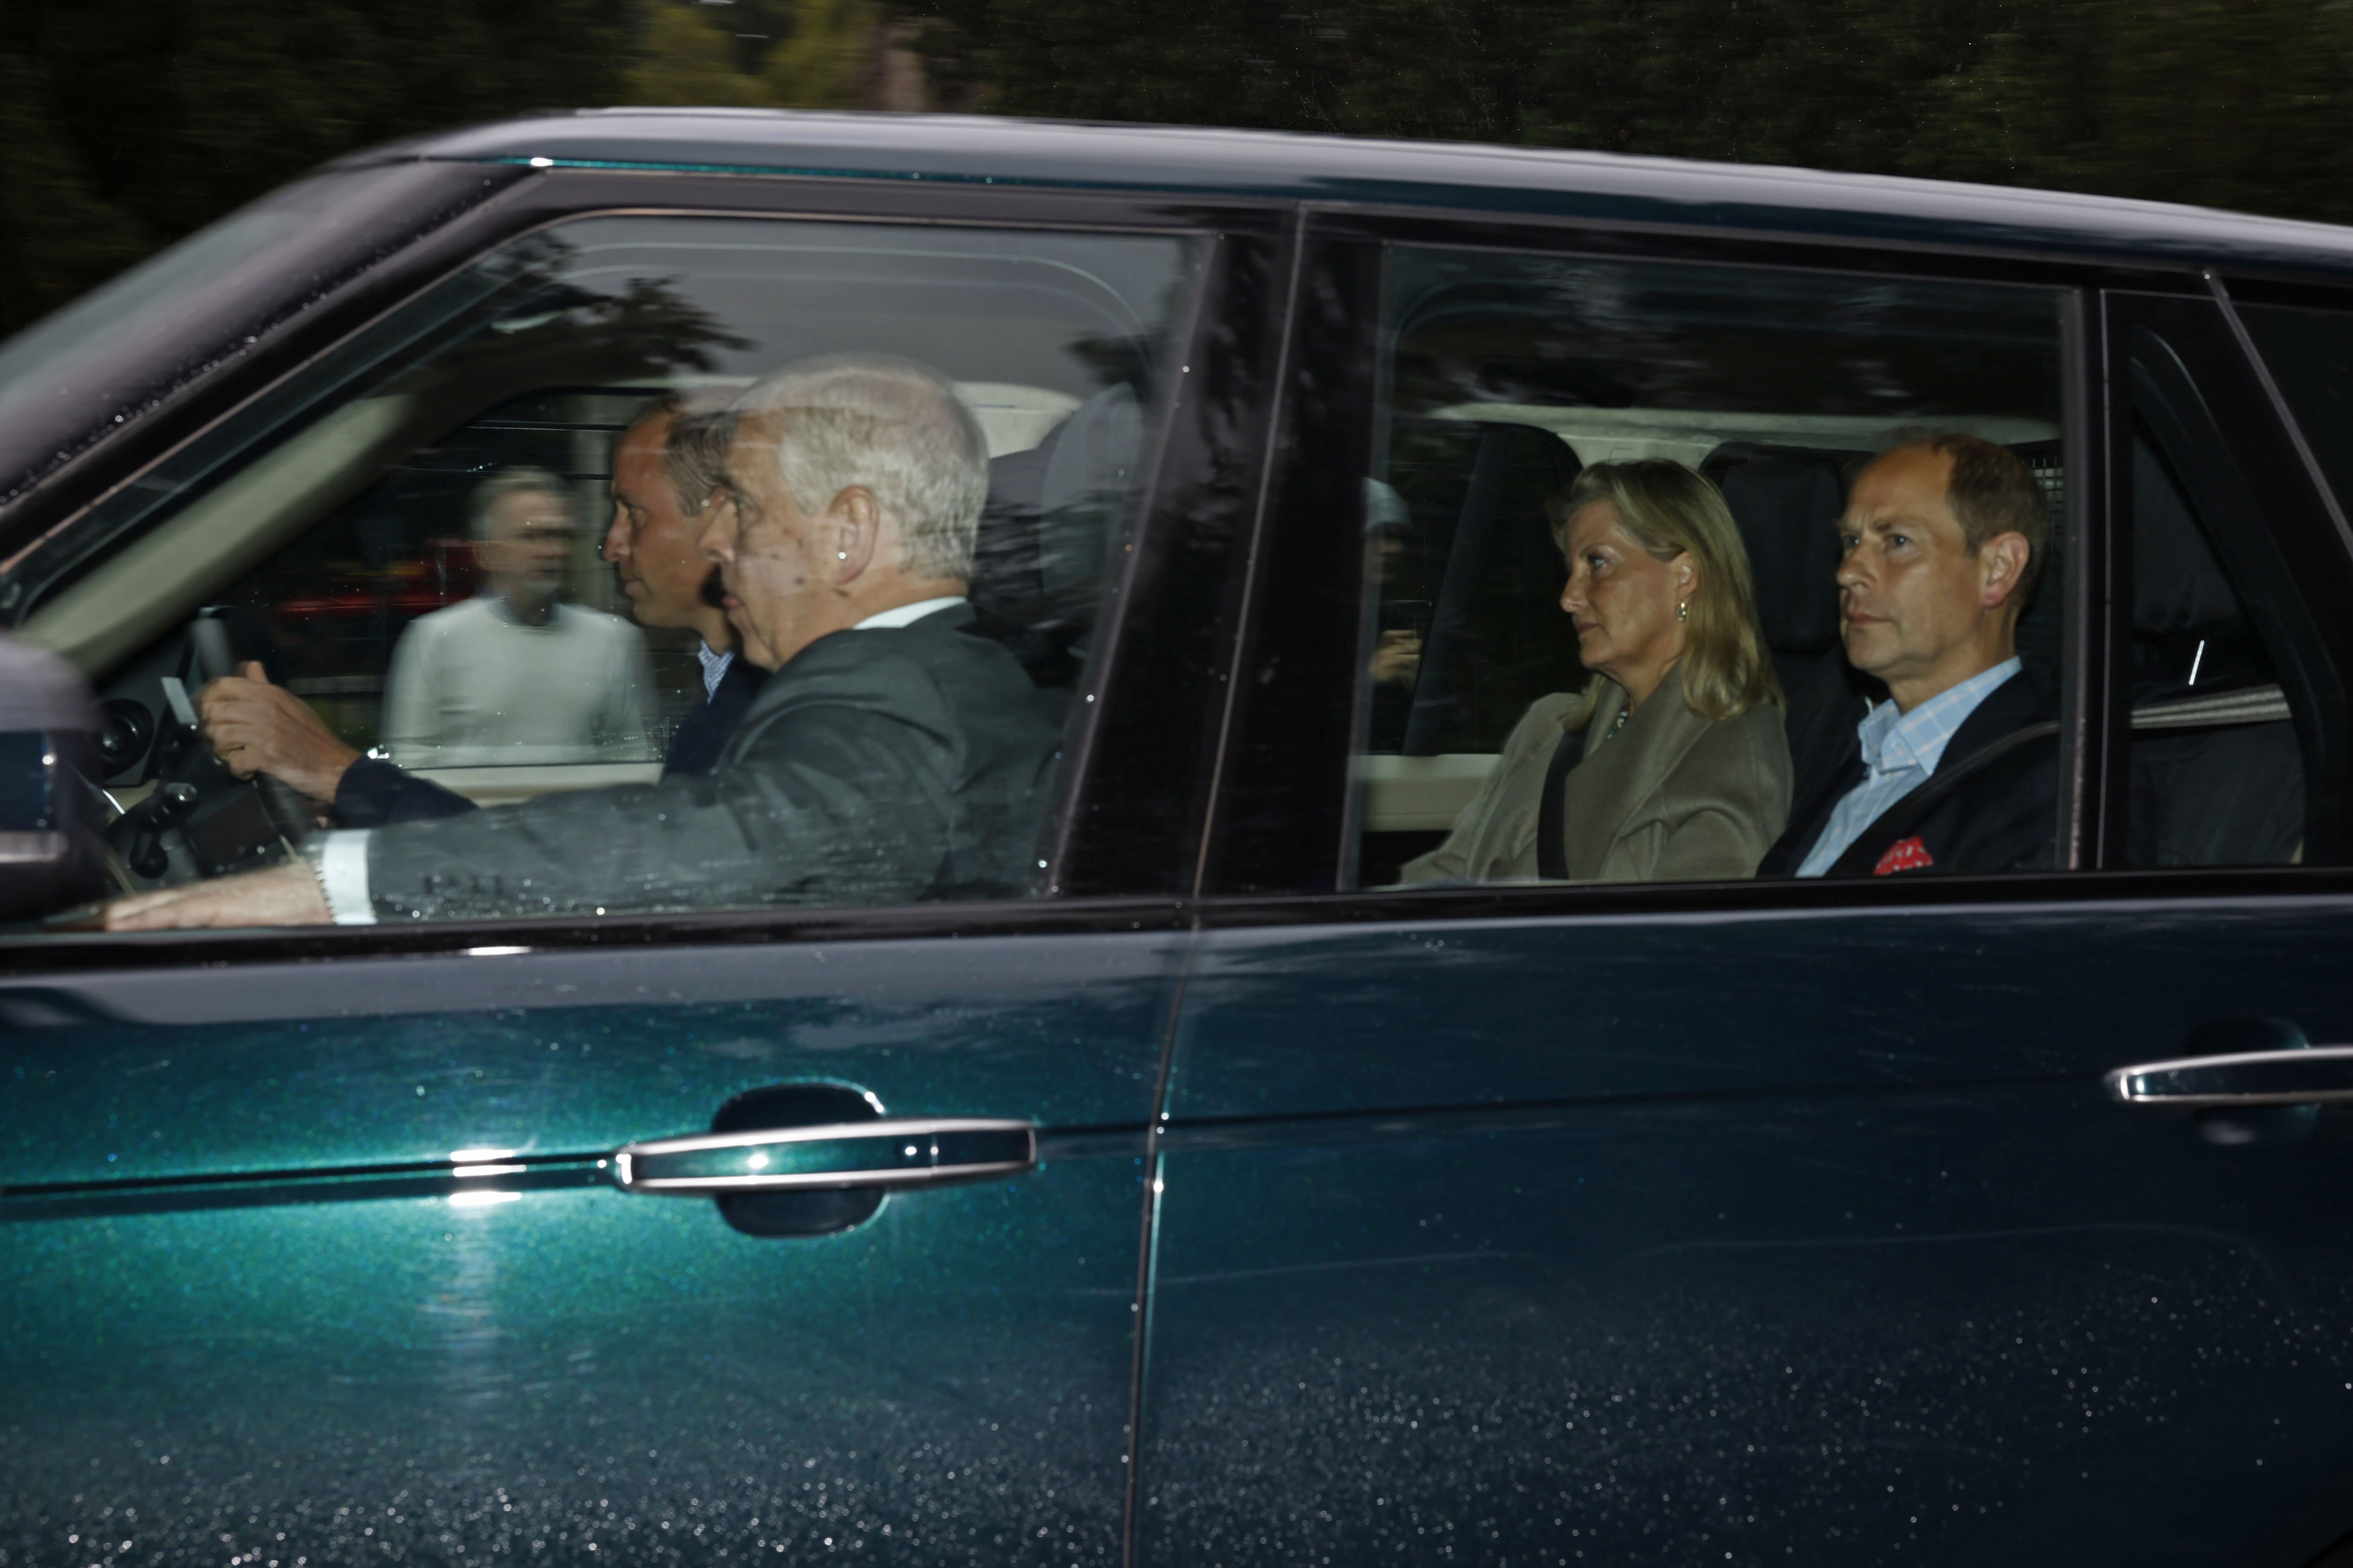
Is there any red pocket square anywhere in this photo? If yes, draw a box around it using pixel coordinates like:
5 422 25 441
1872 835 1934 875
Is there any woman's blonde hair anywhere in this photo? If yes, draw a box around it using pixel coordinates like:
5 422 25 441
1547 459 1781 722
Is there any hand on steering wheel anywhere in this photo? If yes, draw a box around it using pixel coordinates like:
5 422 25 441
198 661 358 815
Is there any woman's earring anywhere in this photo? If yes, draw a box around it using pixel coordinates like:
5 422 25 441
1676 599 1688 622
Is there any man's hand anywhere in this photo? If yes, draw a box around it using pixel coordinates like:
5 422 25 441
1369 629 1424 687
103 862 331 931
200 661 360 806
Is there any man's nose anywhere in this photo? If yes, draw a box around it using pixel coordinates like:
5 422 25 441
600 512 627 563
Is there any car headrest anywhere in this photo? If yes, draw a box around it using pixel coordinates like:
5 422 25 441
1038 384 1144 600
972 442 1050 616
972 384 1145 628
1719 454 1846 657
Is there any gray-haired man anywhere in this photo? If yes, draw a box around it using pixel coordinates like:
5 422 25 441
107 354 1062 928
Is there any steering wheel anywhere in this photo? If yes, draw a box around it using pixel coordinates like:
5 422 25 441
103 609 316 887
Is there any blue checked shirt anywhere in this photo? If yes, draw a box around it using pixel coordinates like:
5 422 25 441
1795 658 2022 878
695 639 734 700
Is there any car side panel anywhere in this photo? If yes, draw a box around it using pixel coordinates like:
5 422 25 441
1136 898 2353 1566
0 932 1179 1566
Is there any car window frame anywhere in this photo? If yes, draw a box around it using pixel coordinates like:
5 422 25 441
2099 286 2353 868
1196 200 2353 917
0 169 1299 968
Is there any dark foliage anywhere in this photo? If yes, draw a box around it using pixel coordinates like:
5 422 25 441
13 0 2353 339
1 0 634 335
909 0 2353 226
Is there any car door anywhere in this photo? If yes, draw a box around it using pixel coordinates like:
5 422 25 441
1134 212 2353 1566
0 165 1292 1565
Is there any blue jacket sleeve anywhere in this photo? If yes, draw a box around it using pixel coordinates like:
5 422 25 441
333 758 479 828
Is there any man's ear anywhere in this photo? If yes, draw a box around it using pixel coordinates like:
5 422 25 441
1979 531 2032 610
829 486 882 583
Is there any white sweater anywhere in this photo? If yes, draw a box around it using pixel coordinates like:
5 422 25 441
381 596 656 768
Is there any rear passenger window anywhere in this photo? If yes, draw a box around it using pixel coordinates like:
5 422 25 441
2123 316 2322 867
1349 247 2071 888
15 217 1203 924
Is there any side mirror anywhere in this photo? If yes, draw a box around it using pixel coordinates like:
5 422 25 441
0 635 108 923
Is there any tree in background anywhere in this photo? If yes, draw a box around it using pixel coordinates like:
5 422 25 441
13 0 2353 339
909 0 2353 228
625 0 883 110
1 0 637 336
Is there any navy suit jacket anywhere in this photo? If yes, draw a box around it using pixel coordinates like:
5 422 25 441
333 656 765 827
1759 665 2059 879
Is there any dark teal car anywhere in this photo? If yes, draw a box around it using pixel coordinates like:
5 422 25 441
6 110 2353 1566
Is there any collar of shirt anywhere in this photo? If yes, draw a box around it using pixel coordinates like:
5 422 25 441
694 640 733 701
852 595 967 631
482 593 562 629
1857 656 2023 781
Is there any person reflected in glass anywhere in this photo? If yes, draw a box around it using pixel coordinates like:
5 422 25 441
377 467 656 768
105 353 1064 929
195 397 749 825
1362 478 1424 752
1402 460 1790 885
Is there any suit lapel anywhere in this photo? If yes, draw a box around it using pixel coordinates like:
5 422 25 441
1554 670 1708 880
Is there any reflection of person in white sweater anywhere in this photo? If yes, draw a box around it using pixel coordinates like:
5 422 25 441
382 467 655 768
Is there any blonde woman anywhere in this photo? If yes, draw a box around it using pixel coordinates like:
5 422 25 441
1403 459 1791 885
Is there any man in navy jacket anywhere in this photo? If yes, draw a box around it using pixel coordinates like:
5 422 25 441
1762 432 2058 879
198 392 761 819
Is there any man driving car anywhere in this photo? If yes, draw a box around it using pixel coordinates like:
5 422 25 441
106 352 1062 928
198 392 759 824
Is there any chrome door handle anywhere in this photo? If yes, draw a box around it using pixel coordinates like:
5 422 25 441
2106 1046 2353 1107
611 1118 1036 1196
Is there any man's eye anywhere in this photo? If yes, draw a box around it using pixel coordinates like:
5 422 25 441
1888 533 1910 548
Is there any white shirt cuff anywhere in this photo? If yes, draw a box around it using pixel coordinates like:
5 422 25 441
315 830 377 925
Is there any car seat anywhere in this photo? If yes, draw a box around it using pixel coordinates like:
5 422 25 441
1716 450 1874 828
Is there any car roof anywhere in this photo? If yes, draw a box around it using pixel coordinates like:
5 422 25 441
362 108 2353 282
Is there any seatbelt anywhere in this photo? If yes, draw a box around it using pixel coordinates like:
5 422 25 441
1535 726 1588 881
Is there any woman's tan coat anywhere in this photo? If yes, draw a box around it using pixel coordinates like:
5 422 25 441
1400 666 1792 885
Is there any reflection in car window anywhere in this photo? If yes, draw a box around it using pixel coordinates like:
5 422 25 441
1352 248 2070 888
15 217 1202 930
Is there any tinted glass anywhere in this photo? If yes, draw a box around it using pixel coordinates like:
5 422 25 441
2122 311 2324 868
2240 300 2353 522
1352 247 2068 888
10 216 1202 928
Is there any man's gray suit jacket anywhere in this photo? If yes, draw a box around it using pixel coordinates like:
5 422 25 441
356 605 1063 920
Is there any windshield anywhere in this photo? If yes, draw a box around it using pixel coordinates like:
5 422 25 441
0 161 519 514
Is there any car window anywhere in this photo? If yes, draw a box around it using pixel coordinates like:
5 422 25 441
2237 300 2353 523
1348 246 2070 888
2122 312 2339 868
9 215 1203 927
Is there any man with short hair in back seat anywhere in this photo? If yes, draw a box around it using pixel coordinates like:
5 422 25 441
197 392 760 824
1760 431 2057 879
